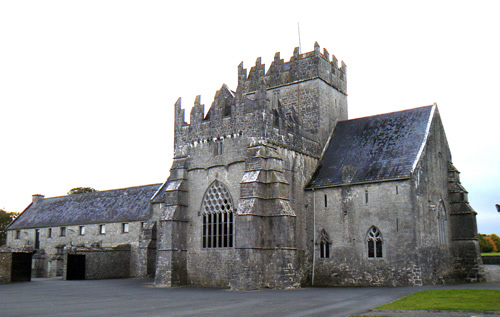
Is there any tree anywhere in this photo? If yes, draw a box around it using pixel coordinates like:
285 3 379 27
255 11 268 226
478 233 494 253
487 234 500 252
0 209 19 246
68 187 97 195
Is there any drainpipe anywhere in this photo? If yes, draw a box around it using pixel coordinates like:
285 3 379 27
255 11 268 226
312 188 316 286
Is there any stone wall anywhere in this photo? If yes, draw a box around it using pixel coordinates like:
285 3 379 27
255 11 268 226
0 252 12 283
7 221 144 278
64 245 131 280
0 251 32 283
310 180 419 286
482 256 500 265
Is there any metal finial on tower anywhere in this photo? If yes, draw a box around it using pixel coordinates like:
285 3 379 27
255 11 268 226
297 22 302 54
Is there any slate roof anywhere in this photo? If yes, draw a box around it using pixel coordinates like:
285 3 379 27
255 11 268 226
8 184 162 229
308 105 435 188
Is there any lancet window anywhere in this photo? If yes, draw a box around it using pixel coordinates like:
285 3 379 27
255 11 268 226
319 229 331 259
367 226 383 258
201 180 234 248
437 201 448 245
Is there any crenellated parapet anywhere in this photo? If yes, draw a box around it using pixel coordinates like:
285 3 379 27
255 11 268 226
237 42 347 95
172 43 347 159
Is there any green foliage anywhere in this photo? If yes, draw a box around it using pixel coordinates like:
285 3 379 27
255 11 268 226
479 233 494 253
68 187 97 195
0 209 19 246
489 234 500 252
376 289 500 311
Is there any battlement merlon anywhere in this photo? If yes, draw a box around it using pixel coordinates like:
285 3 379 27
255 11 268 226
237 42 347 95
174 97 187 132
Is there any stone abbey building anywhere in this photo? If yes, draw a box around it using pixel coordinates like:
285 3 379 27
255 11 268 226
6 43 484 288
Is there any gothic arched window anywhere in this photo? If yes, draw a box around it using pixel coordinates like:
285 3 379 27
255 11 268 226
201 180 234 248
319 229 330 259
367 226 383 258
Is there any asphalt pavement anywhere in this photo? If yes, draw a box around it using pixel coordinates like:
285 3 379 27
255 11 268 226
0 277 499 317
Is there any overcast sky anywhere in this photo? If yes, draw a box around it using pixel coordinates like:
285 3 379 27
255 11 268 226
1 1 499 234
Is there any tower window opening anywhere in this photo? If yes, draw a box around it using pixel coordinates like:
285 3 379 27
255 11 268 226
224 100 231 117
214 142 223 156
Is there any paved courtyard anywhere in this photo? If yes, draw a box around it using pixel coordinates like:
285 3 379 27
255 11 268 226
0 278 499 316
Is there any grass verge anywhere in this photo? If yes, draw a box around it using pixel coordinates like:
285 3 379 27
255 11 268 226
482 252 500 256
375 289 500 311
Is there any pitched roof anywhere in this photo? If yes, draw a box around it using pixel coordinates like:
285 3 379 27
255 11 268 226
308 105 435 188
8 184 161 229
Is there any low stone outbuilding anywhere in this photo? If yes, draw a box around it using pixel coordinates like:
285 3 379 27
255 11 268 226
6 184 160 278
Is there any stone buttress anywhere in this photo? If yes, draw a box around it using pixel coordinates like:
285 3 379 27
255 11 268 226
231 143 300 289
448 162 485 282
151 157 188 286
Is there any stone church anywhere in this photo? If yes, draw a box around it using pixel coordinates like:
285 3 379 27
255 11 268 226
6 43 484 289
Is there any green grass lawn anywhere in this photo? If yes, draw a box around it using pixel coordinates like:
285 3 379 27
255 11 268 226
482 252 500 256
375 289 500 311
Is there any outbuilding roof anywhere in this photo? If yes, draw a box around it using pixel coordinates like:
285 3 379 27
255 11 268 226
8 184 161 229
308 105 435 188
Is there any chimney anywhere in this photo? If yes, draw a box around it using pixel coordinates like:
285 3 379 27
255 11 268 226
32 194 45 205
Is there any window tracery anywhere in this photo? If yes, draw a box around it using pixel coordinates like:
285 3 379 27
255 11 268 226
201 180 234 248
319 229 330 258
367 226 383 258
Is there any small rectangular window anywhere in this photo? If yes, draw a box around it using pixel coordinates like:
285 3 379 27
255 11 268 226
365 190 369 204
79 226 85 236
122 223 129 233
324 194 328 208
141 222 145 229
15 230 21 239
47 228 52 238
60 227 66 237
214 142 223 156
99 224 106 235
34 229 40 250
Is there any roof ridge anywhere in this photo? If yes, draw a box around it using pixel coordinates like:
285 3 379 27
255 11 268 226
341 104 434 123
411 104 437 172
41 183 162 200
